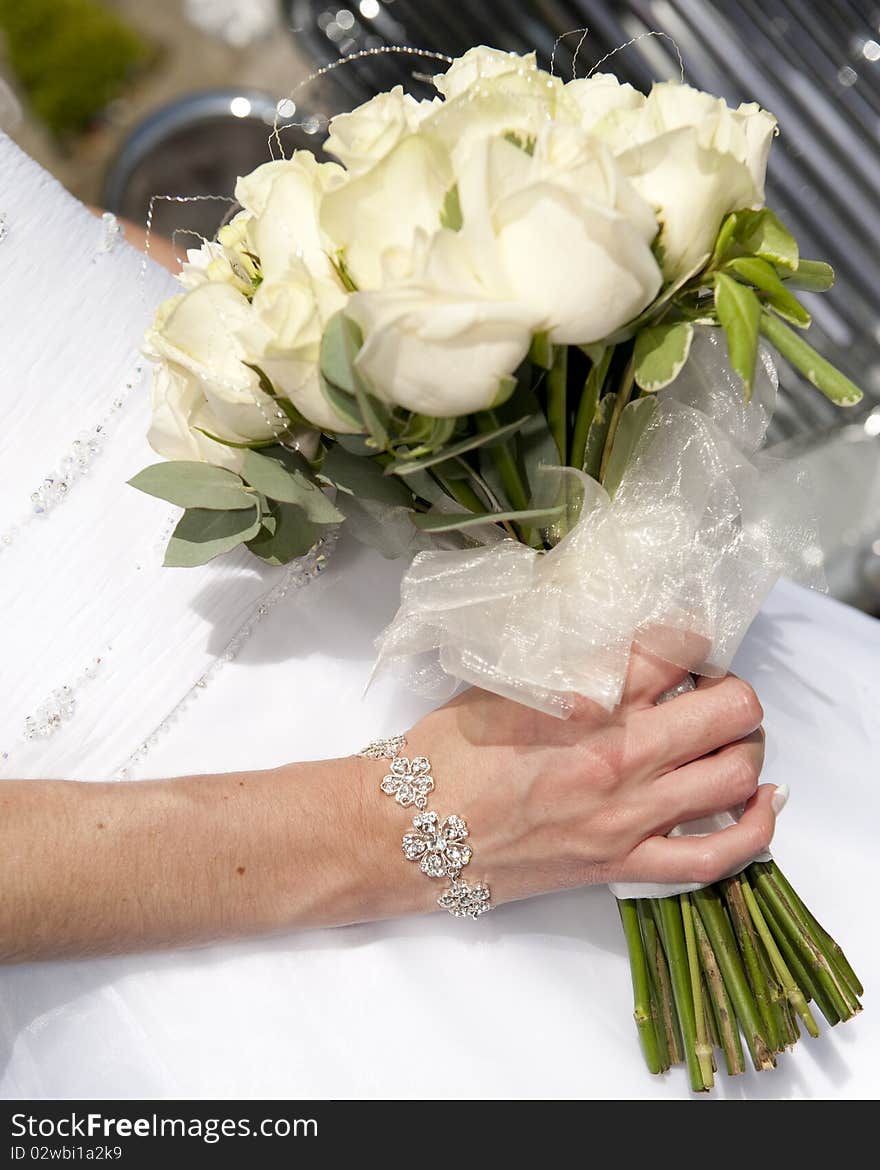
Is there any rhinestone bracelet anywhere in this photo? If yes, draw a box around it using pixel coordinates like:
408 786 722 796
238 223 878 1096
358 735 493 920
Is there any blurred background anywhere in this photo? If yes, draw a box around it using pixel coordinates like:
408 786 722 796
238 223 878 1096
2 0 880 613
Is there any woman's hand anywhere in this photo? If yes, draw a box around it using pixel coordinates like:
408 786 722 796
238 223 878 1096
0 650 776 960
355 651 775 916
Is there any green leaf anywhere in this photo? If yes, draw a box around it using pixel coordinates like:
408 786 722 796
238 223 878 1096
780 259 835 292
387 416 529 476
725 256 811 328
528 331 553 370
319 374 364 432
759 312 863 406
164 506 261 567
246 502 322 565
714 272 762 398
734 208 799 271
709 211 741 268
602 397 658 497
320 443 412 507
129 462 255 510
439 184 463 231
633 321 694 392
319 311 362 397
319 310 390 447
411 504 564 533
583 391 616 479
242 449 343 523
242 362 309 426
193 427 278 451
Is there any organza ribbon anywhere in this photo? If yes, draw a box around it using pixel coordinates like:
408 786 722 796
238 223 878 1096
377 329 822 708
374 329 822 896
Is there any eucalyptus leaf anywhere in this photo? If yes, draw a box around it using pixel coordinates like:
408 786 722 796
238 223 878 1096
633 321 694 392
725 256 811 327
759 312 863 406
602 397 658 497
193 427 278 451
246 502 321 565
714 272 762 397
164 506 261 567
319 311 363 397
242 362 308 426
320 443 412 506
242 449 343 523
319 374 364 432
387 415 529 476
411 504 564 533
129 462 255 511
583 391 616 479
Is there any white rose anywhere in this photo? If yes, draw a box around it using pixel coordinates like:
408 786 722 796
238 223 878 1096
146 283 278 449
236 153 347 284
455 125 662 344
425 48 578 159
565 72 645 133
596 82 777 277
346 228 538 416
320 133 453 289
433 46 537 100
323 85 423 176
236 260 362 434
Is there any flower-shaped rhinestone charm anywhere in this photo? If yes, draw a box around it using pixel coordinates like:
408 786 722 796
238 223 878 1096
438 880 493 919
381 755 434 810
402 811 472 878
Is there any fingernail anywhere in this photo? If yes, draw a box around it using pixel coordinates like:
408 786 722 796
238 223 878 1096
771 784 790 815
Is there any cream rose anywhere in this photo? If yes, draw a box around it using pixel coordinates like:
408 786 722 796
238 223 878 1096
454 125 662 344
236 260 362 434
236 153 347 284
346 228 538 416
323 85 424 176
146 284 278 454
594 82 777 277
320 134 453 289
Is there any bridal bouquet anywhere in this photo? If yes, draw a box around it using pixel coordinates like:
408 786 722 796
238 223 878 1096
132 47 863 1091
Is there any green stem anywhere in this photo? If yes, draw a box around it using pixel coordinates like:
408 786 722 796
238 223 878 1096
475 412 538 547
641 901 682 1064
659 897 708 1091
570 347 613 472
681 895 714 1088
693 906 745 1076
753 867 859 1021
547 345 568 463
618 900 663 1075
768 863 863 999
433 471 485 516
740 876 820 1038
599 356 635 483
722 877 783 1053
750 882 822 1010
692 886 775 1071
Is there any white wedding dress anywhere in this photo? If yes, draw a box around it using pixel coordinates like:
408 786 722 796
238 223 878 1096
1 133 878 1100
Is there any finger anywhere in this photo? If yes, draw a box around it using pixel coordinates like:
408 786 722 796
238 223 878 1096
621 644 690 707
621 784 777 886
645 730 765 835
629 673 763 776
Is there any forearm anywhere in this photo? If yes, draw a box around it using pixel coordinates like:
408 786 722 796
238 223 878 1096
0 758 431 962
